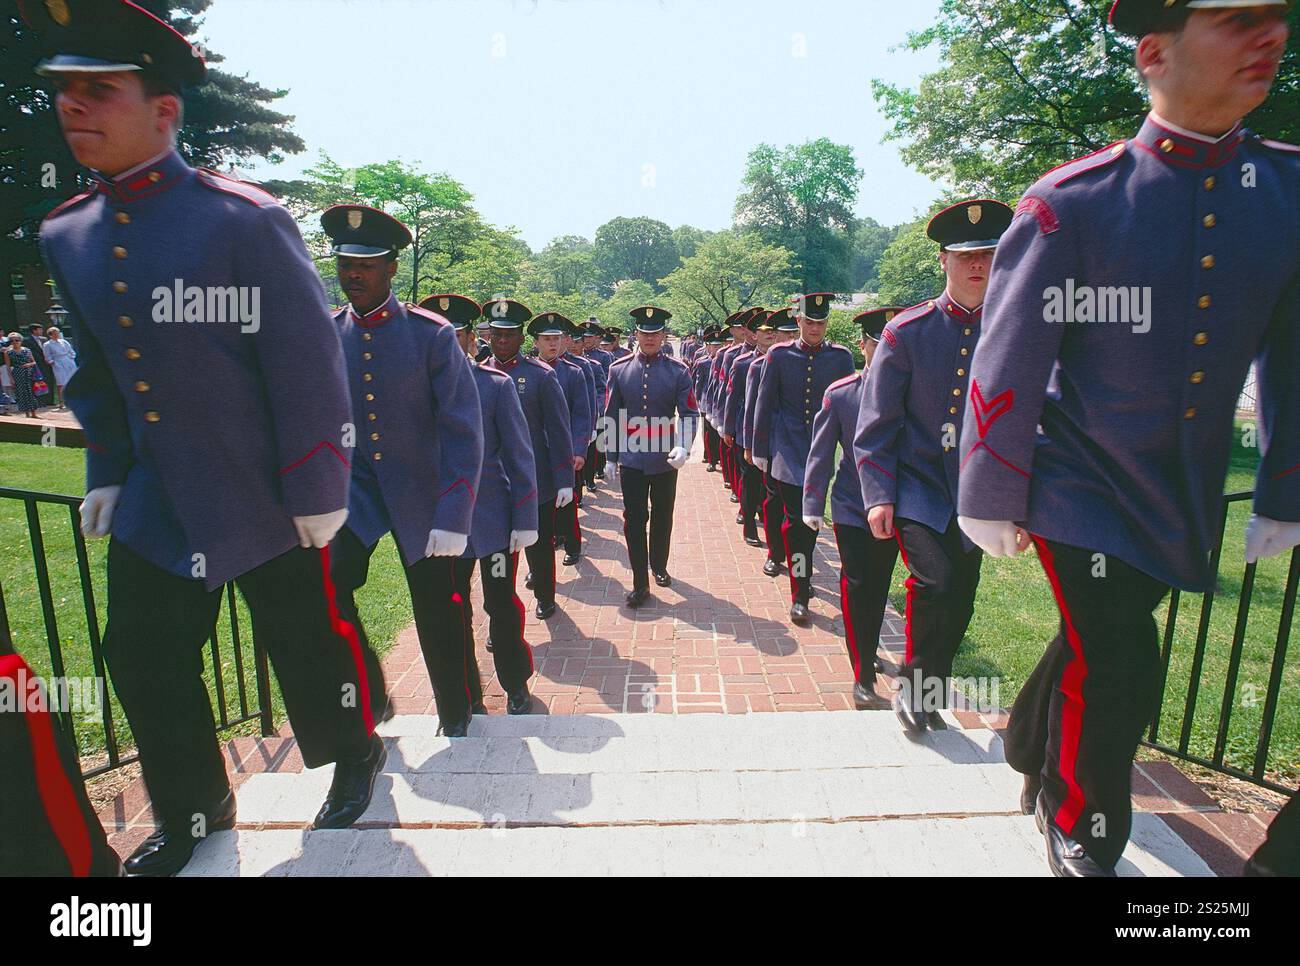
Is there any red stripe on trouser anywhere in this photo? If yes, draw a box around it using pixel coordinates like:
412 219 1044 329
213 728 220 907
510 551 533 674
450 560 471 704
781 517 797 602
1032 535 1089 834
833 525 862 681
894 532 915 665
318 545 375 735
703 431 712 463
2 654 92 875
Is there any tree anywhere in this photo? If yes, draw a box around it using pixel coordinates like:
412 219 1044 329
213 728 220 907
733 138 862 292
872 0 1300 199
849 217 899 293
598 280 658 333
1 0 305 329
671 224 715 261
524 235 597 296
658 231 797 333
874 218 946 309
592 216 679 294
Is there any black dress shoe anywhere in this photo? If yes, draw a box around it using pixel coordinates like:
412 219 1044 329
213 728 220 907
439 711 473 738
852 680 890 710
706 464 717 472
312 734 387 830
762 559 782 577
562 552 580 566
874 657 884 674
735 512 745 525
372 696 395 725
925 710 948 731
744 535 762 547
471 701 488 715
790 602 811 625
506 687 532 715
1036 794 1116 877
893 691 928 735
124 791 237 877
485 638 494 652
729 493 739 504
626 587 650 608
1020 773 1042 815
524 572 535 590
722 479 731 489
535 600 557 620
653 571 672 587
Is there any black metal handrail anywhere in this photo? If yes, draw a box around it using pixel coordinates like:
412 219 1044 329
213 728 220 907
0 485 274 781
1145 491 1298 794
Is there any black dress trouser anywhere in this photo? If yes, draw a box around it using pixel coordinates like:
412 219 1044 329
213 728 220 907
452 552 534 700
893 517 983 708
618 465 678 590
524 498 559 606
104 538 373 828
1004 536 1170 871
739 458 763 541
329 526 471 728
761 471 785 564
833 522 899 684
778 481 818 604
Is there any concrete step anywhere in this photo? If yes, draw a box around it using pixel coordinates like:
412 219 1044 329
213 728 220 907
180 814 1212 878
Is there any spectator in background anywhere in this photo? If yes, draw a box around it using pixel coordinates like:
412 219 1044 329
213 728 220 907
0 336 15 414
41 327 77 411
22 325 52 407
5 332 41 418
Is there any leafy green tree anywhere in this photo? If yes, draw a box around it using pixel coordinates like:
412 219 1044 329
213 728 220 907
671 224 715 261
524 235 597 296
872 0 1300 199
733 138 862 292
599 279 658 333
850 217 899 293
592 216 679 294
874 218 946 308
2 0 305 329
659 231 797 333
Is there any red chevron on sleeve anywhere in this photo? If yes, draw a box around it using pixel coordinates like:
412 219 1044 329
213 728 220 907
970 379 1013 440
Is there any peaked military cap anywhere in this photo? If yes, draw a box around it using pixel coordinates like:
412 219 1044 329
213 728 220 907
927 199 1014 252
631 305 672 332
579 317 604 336
1109 0 1292 36
704 327 728 345
418 293 480 330
768 307 798 331
23 0 207 91
747 310 775 332
792 293 835 321
528 312 575 337
606 325 625 337
321 204 412 258
481 298 532 329
853 307 906 342
733 307 763 328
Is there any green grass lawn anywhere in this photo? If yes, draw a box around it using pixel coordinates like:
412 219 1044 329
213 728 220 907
0 442 413 766
826 423 1298 784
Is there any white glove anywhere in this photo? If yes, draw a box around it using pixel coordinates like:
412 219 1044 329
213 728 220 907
958 516 1025 557
293 507 348 549
79 485 122 538
425 529 468 558
667 446 689 470
555 487 574 508
590 431 598 443
802 514 822 532
754 456 769 473
1245 514 1300 564
509 529 539 553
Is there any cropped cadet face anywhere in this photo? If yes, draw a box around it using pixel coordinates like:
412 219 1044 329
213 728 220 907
455 326 474 355
1140 7 1289 127
755 328 778 351
636 330 666 355
491 328 524 360
862 337 879 366
535 333 563 362
940 247 993 308
53 71 179 176
729 324 746 343
797 316 828 345
336 255 397 315
582 333 600 351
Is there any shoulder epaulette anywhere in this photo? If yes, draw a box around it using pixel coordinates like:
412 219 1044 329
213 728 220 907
610 355 635 369
1254 134 1300 155
1047 141 1127 188
405 303 449 326
825 372 861 394
331 305 348 322
880 300 935 349
195 168 279 207
525 356 554 372
42 190 95 222
478 362 510 378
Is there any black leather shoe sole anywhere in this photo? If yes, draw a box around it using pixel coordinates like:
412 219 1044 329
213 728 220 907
852 682 890 710
625 588 650 608
762 560 782 577
506 689 532 715
729 494 739 503
893 691 928 735
440 712 473 738
790 603 811 626
744 536 762 547
706 465 717 472
562 553 580 566
312 735 387 830
653 572 672 587
524 573 535 590
535 601 557 620
125 791 237 877
735 512 744 524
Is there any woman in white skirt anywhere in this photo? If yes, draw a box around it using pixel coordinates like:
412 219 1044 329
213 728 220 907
41 327 77 411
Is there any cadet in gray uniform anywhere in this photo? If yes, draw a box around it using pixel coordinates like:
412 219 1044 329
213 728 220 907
959 0 1299 876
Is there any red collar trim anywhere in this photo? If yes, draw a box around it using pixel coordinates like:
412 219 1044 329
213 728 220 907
1136 115 1246 171
95 150 190 205
350 293 399 328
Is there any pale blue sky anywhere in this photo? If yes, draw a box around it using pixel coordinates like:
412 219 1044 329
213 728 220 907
200 0 947 249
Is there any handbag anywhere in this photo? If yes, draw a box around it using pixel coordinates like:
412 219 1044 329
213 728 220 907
33 380 49 395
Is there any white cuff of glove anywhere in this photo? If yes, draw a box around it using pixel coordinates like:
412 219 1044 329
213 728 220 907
666 446 689 469
79 485 122 538
555 487 575 508
1245 514 1300 564
754 456 769 473
802 514 822 532
425 529 468 558
509 529 539 553
958 516 1020 557
293 507 348 549
590 431 598 443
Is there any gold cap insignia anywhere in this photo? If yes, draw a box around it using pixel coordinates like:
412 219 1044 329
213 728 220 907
645 307 654 318
347 210 363 230
141 52 153 64
815 295 824 306
885 311 896 321
438 297 449 311
45 0 71 26
967 205 983 225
